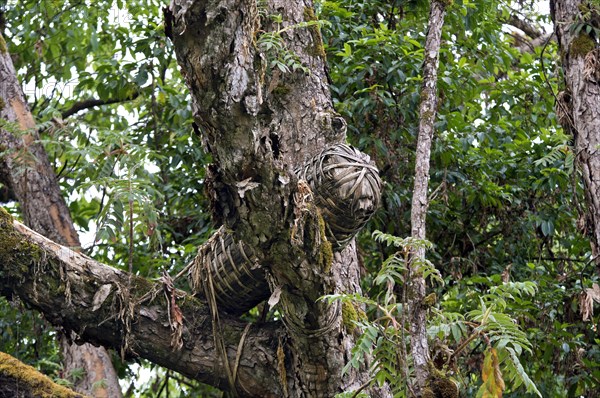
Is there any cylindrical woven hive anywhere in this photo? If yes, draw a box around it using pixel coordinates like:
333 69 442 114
295 144 382 248
190 226 269 315
190 144 382 314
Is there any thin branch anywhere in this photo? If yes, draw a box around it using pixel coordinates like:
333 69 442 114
409 0 447 391
512 31 556 53
61 92 140 119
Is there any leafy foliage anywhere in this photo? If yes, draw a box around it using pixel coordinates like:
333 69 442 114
1 0 600 396
1 0 214 393
256 11 328 74
319 0 600 395
326 231 540 396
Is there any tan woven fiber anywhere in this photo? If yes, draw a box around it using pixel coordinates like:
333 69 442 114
295 144 382 248
190 144 382 314
190 226 269 315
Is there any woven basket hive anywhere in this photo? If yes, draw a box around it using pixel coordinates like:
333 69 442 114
190 144 382 314
190 226 270 315
295 144 382 248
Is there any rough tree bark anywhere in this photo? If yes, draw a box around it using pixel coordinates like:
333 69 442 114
165 0 382 395
409 0 447 394
0 33 123 397
550 0 600 273
1 0 386 396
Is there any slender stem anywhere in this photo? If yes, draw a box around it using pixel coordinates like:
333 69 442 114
408 0 447 391
128 175 134 275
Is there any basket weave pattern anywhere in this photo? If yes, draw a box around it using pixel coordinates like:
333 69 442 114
190 144 382 314
295 144 382 248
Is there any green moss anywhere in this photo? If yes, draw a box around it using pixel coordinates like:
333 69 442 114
303 7 326 59
570 34 596 58
0 351 87 398
578 1 600 15
0 96 5 111
316 210 333 272
423 292 437 307
272 84 291 96
579 2 590 13
0 35 7 54
0 208 48 289
421 387 436 398
426 363 459 398
431 376 459 398
341 302 368 333
356 306 367 323
341 301 358 331
0 209 30 277
303 6 316 21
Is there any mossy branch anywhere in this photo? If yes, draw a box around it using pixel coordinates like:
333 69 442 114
0 207 284 397
0 351 88 398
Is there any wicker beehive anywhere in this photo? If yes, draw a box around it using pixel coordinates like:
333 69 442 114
190 144 382 314
190 226 270 315
295 144 382 248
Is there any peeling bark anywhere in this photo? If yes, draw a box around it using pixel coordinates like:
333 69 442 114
410 0 447 394
551 0 600 272
0 33 122 397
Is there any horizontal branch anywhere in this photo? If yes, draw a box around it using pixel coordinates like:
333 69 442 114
0 208 284 398
511 31 555 53
61 93 140 119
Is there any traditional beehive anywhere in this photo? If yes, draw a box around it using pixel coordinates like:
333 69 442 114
295 143 382 248
190 144 382 314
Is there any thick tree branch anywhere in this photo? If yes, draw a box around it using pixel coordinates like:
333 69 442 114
0 351 88 398
0 32 125 396
0 209 285 397
502 11 554 53
506 13 544 39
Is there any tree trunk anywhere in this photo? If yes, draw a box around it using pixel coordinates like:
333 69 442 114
550 0 600 273
0 0 388 395
409 0 447 394
166 0 384 396
0 33 123 398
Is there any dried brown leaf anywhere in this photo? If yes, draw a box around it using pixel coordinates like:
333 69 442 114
477 347 505 398
580 283 600 321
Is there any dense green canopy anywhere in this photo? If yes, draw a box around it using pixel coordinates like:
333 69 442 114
1 0 598 396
